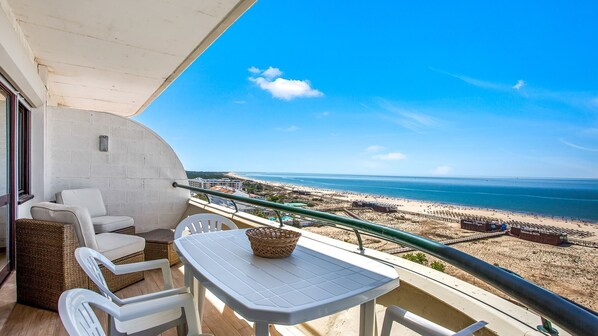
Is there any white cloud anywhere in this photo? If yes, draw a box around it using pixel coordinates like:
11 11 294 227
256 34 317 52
248 66 261 74
582 128 598 136
316 111 330 118
431 166 452 175
429 67 505 90
251 77 323 100
249 67 323 100
513 80 525 90
366 145 384 152
378 99 441 131
276 125 300 132
559 138 598 152
432 68 598 111
432 68 529 93
262 67 282 79
371 152 406 160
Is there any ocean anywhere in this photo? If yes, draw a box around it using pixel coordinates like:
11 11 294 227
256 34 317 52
237 173 598 222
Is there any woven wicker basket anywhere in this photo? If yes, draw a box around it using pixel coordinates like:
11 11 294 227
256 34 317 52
246 227 301 258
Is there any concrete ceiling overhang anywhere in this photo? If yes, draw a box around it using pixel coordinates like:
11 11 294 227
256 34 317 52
8 0 255 117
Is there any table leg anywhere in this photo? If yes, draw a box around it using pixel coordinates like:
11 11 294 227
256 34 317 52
186 270 206 331
254 322 270 336
359 299 376 336
197 282 206 322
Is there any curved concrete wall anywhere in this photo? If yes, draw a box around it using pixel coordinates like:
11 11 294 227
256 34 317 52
46 106 189 232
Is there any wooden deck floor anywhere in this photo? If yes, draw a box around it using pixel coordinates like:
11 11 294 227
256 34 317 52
0 264 304 336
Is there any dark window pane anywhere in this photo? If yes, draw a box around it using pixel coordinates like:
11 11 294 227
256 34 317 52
17 104 30 196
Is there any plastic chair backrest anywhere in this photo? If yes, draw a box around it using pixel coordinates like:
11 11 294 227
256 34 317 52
175 214 238 239
75 247 124 305
59 288 120 336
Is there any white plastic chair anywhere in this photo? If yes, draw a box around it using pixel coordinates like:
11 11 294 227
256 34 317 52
175 214 238 322
75 247 192 335
381 305 488 336
59 288 208 336
174 214 238 238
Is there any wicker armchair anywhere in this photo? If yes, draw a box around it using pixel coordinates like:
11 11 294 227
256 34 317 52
16 218 87 311
16 203 146 311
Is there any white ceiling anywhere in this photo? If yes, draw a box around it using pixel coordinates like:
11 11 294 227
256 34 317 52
8 0 254 116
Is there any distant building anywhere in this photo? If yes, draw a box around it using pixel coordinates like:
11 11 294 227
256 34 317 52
510 226 566 246
460 219 502 232
291 190 311 195
352 200 397 213
189 177 243 190
207 186 255 213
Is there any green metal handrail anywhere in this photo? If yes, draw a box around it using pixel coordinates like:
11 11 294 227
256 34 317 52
174 182 598 335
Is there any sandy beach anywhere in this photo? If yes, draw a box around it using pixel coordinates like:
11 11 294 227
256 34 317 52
229 173 598 236
228 173 598 311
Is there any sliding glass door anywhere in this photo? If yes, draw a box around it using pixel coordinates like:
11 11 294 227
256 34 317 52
0 87 10 283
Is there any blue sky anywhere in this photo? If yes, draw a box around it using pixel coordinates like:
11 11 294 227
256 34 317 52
135 1 598 178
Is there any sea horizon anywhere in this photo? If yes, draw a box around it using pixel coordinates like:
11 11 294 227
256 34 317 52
234 172 598 222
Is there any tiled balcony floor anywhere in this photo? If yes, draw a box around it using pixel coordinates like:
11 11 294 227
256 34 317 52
0 264 304 336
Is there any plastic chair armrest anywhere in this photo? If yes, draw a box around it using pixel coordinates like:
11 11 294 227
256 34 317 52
120 287 189 305
118 293 201 335
113 258 174 289
382 306 453 336
452 321 488 336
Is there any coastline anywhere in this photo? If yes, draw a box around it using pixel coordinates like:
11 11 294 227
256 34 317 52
227 172 598 310
228 172 598 238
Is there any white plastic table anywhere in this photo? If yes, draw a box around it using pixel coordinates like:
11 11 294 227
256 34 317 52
174 229 399 336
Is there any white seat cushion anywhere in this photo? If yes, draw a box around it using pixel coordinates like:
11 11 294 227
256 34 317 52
56 188 107 217
92 216 134 233
96 233 145 261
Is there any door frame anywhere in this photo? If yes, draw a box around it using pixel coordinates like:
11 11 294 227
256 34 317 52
0 75 19 285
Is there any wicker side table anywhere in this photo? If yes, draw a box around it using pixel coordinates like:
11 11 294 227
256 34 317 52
111 226 136 235
136 229 180 266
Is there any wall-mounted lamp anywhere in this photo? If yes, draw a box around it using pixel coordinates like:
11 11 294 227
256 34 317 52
99 135 109 152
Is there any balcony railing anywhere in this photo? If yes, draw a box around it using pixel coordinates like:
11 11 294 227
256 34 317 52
173 182 598 336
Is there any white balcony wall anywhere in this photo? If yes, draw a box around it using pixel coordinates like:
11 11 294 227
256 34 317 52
46 107 189 232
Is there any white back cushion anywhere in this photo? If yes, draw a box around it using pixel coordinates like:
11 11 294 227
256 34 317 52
56 188 107 217
31 202 98 250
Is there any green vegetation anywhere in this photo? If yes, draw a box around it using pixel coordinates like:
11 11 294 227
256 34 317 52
402 252 428 265
402 252 446 273
430 261 446 272
186 171 229 179
266 194 285 203
243 181 265 194
191 193 209 202
252 209 268 219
